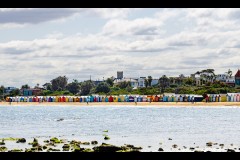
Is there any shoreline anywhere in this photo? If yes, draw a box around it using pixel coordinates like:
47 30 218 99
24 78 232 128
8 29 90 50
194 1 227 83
1 102 240 107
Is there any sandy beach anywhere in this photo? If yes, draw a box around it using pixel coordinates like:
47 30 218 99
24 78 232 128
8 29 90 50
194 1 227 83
1 102 240 107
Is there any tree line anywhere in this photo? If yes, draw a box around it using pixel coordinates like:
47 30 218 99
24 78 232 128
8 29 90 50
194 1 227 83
0 68 239 98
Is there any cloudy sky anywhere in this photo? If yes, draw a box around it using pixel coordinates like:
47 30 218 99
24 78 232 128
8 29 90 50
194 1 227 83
0 8 240 88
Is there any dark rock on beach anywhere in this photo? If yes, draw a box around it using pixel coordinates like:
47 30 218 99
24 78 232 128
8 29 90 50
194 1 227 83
172 144 178 148
57 118 64 122
219 144 224 147
206 142 213 147
43 145 48 150
44 140 49 143
93 143 122 152
104 136 110 140
81 142 90 145
0 141 5 145
16 138 26 143
50 137 63 143
190 147 195 150
0 146 7 152
158 148 164 151
62 144 70 151
8 149 23 152
227 149 235 152
168 138 172 140
91 141 98 145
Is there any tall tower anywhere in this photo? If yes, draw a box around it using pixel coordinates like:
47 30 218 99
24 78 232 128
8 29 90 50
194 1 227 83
117 71 123 79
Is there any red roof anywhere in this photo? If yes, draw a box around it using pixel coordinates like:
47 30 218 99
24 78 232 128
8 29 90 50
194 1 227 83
235 70 240 77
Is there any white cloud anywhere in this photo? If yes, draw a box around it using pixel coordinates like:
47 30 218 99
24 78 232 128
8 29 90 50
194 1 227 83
1 8 240 87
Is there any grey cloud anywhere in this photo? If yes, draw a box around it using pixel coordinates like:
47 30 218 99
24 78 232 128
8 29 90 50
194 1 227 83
228 9 240 20
1 48 33 55
0 9 81 24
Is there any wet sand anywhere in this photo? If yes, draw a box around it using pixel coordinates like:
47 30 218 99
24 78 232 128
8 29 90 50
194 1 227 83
1 102 240 107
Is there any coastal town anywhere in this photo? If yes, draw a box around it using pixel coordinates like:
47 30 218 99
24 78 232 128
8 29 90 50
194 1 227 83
1 69 240 103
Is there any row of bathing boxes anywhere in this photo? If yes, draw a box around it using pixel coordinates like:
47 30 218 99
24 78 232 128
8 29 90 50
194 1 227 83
5 94 240 102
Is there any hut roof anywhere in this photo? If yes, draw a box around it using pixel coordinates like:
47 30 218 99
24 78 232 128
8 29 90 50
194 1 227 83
235 69 240 77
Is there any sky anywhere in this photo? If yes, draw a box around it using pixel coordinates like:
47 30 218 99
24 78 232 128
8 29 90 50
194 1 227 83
0 8 240 88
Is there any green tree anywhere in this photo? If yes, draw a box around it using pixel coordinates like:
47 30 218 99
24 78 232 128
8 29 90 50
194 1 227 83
0 85 4 100
184 77 194 85
126 85 133 92
51 76 68 91
80 80 94 95
148 76 152 87
159 75 170 93
43 83 52 91
118 81 131 89
226 69 233 78
95 82 110 93
21 84 30 89
144 79 149 88
9 88 20 96
67 79 81 94
106 78 113 87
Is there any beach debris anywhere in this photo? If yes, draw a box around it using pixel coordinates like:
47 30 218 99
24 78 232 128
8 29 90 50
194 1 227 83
206 142 213 147
159 142 163 145
93 143 122 152
172 144 178 148
50 137 63 143
8 149 23 152
190 147 195 150
51 148 61 152
230 144 233 146
168 138 172 140
148 146 151 148
91 141 98 145
227 149 235 152
104 135 110 140
62 144 70 151
44 140 49 143
0 140 5 145
219 144 224 147
0 146 7 152
132 146 142 150
158 148 164 151
43 145 48 150
25 148 33 152
28 138 40 147
125 144 134 148
16 138 26 143
103 130 108 132
0 137 20 141
183 146 187 149
213 143 218 145
57 118 64 122
81 142 90 145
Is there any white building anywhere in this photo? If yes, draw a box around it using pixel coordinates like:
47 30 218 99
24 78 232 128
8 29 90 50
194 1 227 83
216 74 229 82
114 78 139 89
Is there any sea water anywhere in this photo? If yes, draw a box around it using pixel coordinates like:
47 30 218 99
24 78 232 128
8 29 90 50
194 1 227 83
0 105 240 152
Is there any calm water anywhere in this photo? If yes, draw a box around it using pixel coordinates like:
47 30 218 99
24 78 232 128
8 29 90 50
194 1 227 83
0 105 240 152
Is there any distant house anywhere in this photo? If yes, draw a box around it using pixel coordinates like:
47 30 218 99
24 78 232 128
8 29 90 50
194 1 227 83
138 77 146 88
235 69 240 85
21 88 43 96
226 78 235 87
92 80 103 86
4 87 17 94
114 78 138 89
216 74 229 82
